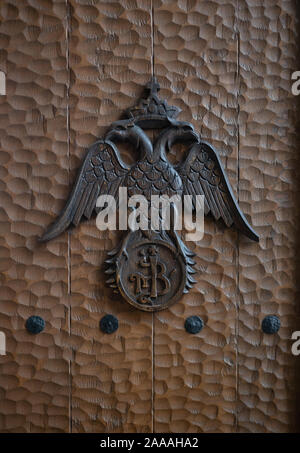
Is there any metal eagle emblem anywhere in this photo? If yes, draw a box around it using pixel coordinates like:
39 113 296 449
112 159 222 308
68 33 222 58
40 78 259 312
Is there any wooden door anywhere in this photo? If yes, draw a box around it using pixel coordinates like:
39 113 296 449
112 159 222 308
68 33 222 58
0 0 299 433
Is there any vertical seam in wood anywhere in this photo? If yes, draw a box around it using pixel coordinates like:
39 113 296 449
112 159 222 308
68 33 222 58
235 0 241 434
65 0 72 434
151 0 155 77
151 0 155 433
152 314 155 433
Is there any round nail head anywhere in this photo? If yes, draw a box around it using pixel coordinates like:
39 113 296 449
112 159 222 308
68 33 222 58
262 315 280 334
100 314 118 334
185 316 204 334
25 316 45 334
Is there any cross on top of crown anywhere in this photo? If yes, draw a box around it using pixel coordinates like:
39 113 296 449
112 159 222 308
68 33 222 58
146 77 160 97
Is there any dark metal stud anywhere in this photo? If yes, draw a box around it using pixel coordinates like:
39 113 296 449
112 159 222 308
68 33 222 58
100 314 118 334
262 315 280 334
25 316 45 334
185 316 204 334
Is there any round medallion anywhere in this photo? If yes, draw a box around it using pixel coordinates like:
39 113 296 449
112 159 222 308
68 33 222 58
116 238 186 312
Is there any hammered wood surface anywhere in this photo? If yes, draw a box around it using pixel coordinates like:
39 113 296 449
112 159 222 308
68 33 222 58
68 0 153 433
0 0 299 433
0 0 70 432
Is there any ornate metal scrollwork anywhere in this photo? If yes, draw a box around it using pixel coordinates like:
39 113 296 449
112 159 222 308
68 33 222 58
40 78 258 312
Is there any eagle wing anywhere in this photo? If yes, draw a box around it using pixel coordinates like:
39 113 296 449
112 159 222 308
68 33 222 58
177 140 259 242
40 139 129 242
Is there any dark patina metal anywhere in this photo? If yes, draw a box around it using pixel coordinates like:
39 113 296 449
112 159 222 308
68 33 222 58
100 314 119 334
185 316 204 334
25 316 45 334
40 78 259 312
262 315 281 334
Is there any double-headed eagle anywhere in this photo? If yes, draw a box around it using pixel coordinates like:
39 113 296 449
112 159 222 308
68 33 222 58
40 78 258 310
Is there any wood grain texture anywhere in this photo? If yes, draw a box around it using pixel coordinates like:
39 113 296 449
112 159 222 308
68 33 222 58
153 0 239 433
237 0 299 433
0 0 299 433
153 0 300 433
0 0 70 432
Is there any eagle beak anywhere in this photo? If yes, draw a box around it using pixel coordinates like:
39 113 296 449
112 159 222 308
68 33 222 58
182 129 199 144
105 129 118 142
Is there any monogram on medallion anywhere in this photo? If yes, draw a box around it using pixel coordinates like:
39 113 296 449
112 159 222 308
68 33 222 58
40 77 259 312
129 246 170 302
110 230 187 311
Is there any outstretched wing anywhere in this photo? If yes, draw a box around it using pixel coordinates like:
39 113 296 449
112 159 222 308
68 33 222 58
40 140 129 242
178 141 259 242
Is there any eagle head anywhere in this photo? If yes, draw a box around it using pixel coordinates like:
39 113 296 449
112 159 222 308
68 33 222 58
105 123 152 156
167 123 199 148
